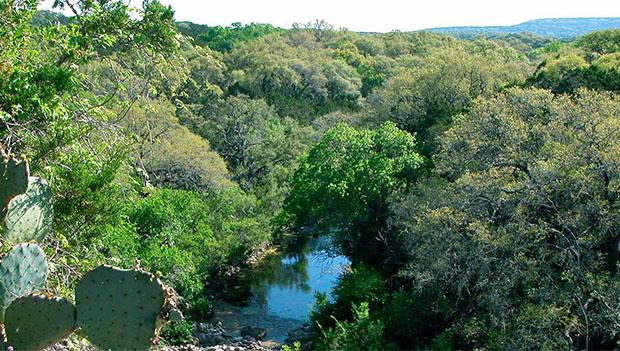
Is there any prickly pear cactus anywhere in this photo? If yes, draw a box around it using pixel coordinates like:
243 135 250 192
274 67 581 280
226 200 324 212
5 294 76 350
2 177 53 244
0 243 49 322
0 148 29 224
76 265 166 350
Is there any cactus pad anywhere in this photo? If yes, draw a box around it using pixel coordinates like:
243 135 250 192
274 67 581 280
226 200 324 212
0 149 29 224
76 265 166 350
3 177 53 244
5 294 76 350
0 243 48 322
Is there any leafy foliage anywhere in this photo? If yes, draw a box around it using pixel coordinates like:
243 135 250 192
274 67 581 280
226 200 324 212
578 29 620 54
97 187 270 308
314 302 390 351
369 41 529 155
177 22 282 52
285 122 422 261
529 31 620 94
391 88 620 349
226 33 363 119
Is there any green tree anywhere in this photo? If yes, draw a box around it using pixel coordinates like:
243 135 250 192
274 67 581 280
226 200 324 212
226 33 362 119
528 30 620 94
314 302 390 351
392 88 620 349
97 187 271 313
182 95 314 190
577 29 620 55
122 98 232 191
285 122 422 263
179 22 281 52
369 42 528 156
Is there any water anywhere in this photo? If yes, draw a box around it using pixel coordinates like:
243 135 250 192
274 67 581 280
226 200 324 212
213 235 349 342
249 236 350 321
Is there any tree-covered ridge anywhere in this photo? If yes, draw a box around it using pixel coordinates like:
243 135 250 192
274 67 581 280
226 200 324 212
428 17 620 39
528 30 620 93
176 21 283 52
30 9 70 26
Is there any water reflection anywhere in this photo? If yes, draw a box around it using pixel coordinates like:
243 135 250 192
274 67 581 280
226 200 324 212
249 236 350 321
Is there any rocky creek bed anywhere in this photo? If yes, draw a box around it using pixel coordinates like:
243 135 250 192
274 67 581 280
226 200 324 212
45 317 309 351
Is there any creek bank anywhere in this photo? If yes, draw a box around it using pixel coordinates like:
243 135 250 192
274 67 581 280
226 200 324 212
196 235 347 350
44 323 279 351
215 244 281 305
46 237 333 351
209 300 303 344
190 322 273 350
206 235 347 347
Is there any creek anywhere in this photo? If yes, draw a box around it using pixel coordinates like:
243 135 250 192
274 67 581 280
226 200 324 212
213 235 350 343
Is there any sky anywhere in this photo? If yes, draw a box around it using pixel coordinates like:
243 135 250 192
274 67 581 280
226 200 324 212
39 0 620 32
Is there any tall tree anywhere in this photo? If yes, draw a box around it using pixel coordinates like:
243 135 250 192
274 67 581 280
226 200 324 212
286 122 422 265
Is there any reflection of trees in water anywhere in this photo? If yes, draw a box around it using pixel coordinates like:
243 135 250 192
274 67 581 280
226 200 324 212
249 235 350 308
251 253 311 306
250 237 331 302
254 253 311 289
306 234 339 254
309 253 349 276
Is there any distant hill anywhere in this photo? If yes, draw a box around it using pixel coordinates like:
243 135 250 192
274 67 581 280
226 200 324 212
425 18 620 39
29 12 620 41
31 10 71 26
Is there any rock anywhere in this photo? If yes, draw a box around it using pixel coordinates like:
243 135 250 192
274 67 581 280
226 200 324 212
196 333 210 344
286 325 311 343
240 326 268 340
213 336 231 345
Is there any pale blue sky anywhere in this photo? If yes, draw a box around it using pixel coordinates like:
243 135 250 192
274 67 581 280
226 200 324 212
40 0 620 32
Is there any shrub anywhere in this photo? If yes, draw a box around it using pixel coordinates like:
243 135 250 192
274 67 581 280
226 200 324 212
160 320 194 345
96 186 271 316
314 302 390 351
311 265 385 333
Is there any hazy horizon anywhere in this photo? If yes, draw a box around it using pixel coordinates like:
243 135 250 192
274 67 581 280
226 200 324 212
39 0 620 32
